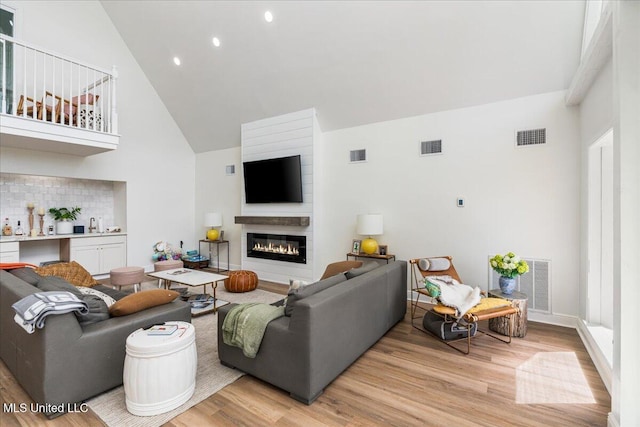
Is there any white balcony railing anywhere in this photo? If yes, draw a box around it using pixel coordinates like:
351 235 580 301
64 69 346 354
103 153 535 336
0 34 118 136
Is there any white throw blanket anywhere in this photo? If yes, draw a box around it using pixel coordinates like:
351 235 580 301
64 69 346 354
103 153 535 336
426 277 481 319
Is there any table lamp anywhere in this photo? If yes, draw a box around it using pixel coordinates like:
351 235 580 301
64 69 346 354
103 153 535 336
204 212 222 240
356 214 383 254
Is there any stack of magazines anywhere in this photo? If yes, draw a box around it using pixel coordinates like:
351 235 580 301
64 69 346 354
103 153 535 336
187 294 214 309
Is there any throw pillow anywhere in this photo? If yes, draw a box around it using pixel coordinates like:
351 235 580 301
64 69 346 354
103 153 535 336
344 261 378 279
35 261 99 287
320 260 363 280
76 286 117 307
418 257 451 272
109 289 179 317
285 273 347 316
91 284 129 301
37 275 83 297
76 295 110 326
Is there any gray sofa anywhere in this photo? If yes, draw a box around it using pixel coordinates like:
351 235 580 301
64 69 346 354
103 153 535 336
218 260 407 404
0 268 191 417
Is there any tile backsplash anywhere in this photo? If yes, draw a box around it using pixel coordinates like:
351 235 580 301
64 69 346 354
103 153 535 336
0 173 115 233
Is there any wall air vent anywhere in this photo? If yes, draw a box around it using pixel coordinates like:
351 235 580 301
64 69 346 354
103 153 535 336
489 257 551 313
516 128 546 146
226 165 236 175
349 149 367 163
420 139 442 155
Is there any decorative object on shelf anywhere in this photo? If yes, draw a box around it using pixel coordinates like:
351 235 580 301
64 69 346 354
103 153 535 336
352 239 361 254
152 241 182 261
48 207 82 235
204 212 222 241
27 203 34 234
489 251 530 295
378 245 388 256
37 207 45 236
2 217 12 236
356 214 383 255
14 220 24 236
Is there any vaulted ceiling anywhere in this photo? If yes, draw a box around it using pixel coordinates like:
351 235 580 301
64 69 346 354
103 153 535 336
101 1 585 153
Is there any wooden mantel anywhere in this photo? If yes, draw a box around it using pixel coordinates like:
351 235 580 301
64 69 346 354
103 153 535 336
234 216 310 227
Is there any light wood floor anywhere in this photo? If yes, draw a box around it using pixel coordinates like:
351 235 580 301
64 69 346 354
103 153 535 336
1 279 611 426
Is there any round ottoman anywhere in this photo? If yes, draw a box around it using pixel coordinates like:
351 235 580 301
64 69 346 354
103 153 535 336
123 321 196 416
110 266 145 293
224 270 258 293
154 259 184 288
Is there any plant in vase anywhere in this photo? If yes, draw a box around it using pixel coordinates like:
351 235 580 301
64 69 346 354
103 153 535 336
48 207 82 235
489 252 529 295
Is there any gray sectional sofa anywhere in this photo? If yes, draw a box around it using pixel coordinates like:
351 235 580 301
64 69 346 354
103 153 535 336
0 268 191 418
218 260 407 404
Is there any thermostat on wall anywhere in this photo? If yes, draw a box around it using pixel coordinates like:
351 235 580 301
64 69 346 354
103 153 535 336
457 197 465 207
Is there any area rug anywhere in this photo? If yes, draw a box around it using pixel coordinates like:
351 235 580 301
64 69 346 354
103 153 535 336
87 288 283 427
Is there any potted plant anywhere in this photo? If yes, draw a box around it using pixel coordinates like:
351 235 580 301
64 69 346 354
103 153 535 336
48 207 82 235
489 251 529 295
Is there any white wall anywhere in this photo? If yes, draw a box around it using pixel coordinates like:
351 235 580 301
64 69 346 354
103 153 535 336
0 1 196 269
194 147 242 270
317 90 581 319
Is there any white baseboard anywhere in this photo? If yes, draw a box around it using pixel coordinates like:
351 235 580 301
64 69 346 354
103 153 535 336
607 412 620 427
527 311 578 328
576 320 612 394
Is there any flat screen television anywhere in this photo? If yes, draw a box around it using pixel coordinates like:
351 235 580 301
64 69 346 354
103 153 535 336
243 155 303 203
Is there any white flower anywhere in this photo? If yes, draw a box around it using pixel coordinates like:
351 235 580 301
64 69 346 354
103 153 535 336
503 256 510 263
512 256 521 263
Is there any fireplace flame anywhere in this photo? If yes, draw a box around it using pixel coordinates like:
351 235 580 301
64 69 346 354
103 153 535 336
252 242 299 256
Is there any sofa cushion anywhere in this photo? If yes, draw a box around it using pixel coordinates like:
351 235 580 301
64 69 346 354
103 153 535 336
109 289 180 317
37 275 83 297
285 273 347 316
344 261 379 279
8 267 42 286
35 261 99 287
91 284 129 301
320 260 363 280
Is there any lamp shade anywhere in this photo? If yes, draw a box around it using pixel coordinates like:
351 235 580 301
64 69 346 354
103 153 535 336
356 214 383 236
204 212 222 228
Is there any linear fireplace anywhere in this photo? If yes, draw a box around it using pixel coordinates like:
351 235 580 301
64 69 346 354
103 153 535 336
247 232 306 264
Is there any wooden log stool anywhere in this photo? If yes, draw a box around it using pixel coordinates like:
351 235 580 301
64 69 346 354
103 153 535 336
488 289 528 337
110 266 145 293
224 270 258 293
154 259 184 289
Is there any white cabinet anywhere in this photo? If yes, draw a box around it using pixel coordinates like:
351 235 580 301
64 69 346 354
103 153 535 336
0 241 20 263
62 235 127 275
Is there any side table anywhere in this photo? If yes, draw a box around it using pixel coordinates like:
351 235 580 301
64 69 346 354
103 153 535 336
488 289 528 337
346 252 396 264
123 321 196 416
199 239 230 273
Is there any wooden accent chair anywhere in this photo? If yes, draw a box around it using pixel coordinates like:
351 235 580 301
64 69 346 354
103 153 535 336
16 95 43 119
409 256 518 354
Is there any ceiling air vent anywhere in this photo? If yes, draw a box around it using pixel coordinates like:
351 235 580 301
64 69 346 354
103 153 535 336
420 139 442 156
516 128 546 146
225 165 235 175
349 149 366 163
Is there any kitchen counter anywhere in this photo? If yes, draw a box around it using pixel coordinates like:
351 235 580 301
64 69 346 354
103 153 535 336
0 232 127 242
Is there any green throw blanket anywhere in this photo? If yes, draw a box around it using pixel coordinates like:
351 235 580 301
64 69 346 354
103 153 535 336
222 303 285 358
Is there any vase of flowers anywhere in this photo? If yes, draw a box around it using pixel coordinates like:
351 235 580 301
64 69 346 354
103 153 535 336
489 252 529 295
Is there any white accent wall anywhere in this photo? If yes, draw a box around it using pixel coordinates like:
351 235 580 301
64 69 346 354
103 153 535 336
239 109 320 283
0 1 196 270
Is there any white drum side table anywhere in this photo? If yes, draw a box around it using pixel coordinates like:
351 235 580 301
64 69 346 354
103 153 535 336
123 321 197 416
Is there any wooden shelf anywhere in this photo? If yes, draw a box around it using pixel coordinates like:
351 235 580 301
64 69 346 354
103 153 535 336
234 216 310 226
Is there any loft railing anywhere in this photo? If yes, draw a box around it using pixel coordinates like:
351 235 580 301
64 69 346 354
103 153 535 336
0 34 118 135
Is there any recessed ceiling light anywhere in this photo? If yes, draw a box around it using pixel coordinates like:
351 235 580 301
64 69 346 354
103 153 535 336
212 37 221 47
264 11 273 23
173 57 181 66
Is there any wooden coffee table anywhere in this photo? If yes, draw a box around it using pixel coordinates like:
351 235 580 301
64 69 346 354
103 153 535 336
148 268 229 315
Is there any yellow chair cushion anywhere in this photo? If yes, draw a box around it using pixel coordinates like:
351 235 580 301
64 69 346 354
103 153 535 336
433 297 510 316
